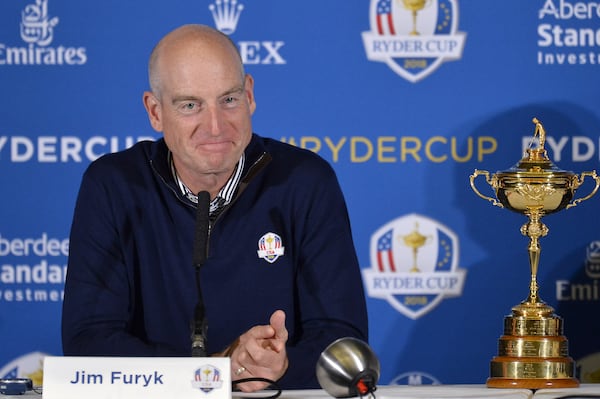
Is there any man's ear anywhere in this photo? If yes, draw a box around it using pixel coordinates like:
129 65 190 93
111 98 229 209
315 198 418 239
143 91 163 132
244 74 257 115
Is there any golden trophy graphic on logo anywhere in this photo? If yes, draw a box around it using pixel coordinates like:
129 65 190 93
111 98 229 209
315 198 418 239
470 118 600 389
400 0 430 35
401 222 431 273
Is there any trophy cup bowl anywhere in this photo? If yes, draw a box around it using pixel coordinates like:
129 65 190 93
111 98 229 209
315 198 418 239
402 0 428 11
470 118 600 389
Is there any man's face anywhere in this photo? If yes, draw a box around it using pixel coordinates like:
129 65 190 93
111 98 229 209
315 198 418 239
144 39 256 181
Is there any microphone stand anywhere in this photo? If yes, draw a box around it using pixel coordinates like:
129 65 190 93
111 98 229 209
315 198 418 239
190 192 282 397
191 191 211 357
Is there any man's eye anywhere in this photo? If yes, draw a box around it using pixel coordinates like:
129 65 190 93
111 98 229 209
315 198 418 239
178 102 199 113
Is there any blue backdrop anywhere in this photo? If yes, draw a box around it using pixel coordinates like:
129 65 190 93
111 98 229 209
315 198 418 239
1 0 600 387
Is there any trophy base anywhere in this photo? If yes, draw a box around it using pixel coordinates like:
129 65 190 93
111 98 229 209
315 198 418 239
487 355 579 389
486 298 580 389
487 377 579 389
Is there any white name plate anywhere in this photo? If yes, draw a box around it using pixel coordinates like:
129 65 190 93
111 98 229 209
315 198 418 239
42 356 231 399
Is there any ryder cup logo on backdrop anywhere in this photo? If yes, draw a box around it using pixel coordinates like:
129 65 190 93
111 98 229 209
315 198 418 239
362 0 466 83
0 0 87 66
0 352 46 387
362 214 466 319
207 0 286 65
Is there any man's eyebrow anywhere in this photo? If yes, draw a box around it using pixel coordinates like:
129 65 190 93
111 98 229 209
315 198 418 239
171 95 203 105
169 85 244 105
220 85 245 97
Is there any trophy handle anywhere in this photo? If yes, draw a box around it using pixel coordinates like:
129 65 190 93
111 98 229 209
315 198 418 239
469 169 504 208
566 170 600 209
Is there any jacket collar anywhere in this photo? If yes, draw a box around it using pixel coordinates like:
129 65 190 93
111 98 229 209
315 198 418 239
149 134 272 193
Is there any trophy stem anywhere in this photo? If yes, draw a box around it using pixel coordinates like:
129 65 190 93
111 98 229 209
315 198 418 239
410 248 420 273
410 11 419 35
520 207 548 305
527 234 540 304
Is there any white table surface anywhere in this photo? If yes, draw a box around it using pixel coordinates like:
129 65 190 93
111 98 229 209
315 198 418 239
533 383 600 398
233 384 533 399
7 383 600 398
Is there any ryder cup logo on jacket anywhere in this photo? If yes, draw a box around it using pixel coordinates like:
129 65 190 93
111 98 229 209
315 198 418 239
362 0 466 83
362 214 466 319
257 232 285 264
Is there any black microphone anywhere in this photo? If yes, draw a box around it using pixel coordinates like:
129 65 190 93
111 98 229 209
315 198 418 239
316 337 380 398
191 191 211 357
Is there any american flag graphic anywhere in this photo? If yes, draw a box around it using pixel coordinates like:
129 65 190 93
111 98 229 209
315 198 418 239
259 234 281 251
194 367 221 381
376 229 396 272
376 0 396 35
211 368 220 381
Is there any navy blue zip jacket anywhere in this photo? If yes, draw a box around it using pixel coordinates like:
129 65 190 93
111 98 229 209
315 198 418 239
61 134 368 389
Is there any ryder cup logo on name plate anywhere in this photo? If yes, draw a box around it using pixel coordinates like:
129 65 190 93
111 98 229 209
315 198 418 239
257 232 285 264
362 0 466 83
362 214 466 319
191 365 224 393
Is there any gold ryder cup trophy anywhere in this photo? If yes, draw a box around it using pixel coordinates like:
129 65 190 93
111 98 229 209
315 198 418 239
402 223 431 273
470 118 600 389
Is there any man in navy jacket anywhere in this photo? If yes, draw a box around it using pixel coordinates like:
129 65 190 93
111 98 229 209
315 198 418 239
62 24 368 392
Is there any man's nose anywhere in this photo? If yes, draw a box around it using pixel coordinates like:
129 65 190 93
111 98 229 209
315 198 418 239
208 107 223 136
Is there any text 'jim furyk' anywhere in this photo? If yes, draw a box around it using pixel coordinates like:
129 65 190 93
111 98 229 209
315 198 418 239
69 370 164 387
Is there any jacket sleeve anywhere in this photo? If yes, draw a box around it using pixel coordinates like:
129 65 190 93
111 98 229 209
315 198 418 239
61 164 178 356
278 161 369 389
